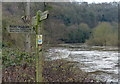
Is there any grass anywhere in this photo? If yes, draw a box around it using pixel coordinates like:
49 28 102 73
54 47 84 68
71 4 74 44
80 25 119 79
43 59 95 82
2 48 35 68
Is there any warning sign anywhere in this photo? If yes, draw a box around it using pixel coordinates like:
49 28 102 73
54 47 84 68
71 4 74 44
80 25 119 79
38 35 42 45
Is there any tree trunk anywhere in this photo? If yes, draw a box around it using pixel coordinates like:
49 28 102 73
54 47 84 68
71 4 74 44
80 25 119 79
24 1 31 52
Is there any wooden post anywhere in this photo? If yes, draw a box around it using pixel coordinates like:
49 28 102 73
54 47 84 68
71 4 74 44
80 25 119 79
36 11 40 82
35 5 48 82
36 11 43 82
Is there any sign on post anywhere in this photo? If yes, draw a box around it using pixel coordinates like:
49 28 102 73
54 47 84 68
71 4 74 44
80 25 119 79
32 10 48 26
8 25 35 33
35 10 49 82
40 11 48 21
37 35 42 45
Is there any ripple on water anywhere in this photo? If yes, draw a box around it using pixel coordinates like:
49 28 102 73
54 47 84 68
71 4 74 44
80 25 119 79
46 47 119 82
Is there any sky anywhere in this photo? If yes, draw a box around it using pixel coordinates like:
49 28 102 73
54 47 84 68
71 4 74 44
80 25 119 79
76 0 119 3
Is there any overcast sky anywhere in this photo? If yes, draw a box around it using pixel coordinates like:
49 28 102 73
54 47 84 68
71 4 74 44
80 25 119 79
76 0 119 3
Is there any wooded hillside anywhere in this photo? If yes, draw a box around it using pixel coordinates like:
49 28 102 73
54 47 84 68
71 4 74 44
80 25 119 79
2 2 119 48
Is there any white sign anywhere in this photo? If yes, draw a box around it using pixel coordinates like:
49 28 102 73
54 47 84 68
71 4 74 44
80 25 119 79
38 35 42 45
40 11 49 21
32 10 48 25
8 25 33 33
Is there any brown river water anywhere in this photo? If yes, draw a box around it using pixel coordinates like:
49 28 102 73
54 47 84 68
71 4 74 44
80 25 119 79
45 44 119 82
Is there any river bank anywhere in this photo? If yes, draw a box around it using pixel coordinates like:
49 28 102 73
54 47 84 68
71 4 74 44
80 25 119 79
2 59 102 83
43 59 100 82
2 44 119 83
45 44 119 82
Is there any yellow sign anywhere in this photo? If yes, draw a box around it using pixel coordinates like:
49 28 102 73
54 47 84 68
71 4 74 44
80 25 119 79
38 35 42 45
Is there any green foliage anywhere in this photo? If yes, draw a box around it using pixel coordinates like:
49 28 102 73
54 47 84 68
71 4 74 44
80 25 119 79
66 23 91 43
2 48 35 68
87 22 118 46
5 41 13 47
2 2 119 46
0 40 1 49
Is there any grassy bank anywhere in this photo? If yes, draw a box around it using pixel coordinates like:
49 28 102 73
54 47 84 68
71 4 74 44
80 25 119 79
43 59 98 82
3 59 99 82
2 48 103 83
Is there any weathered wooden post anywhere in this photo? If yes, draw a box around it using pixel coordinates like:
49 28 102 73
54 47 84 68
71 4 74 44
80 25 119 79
34 10 48 82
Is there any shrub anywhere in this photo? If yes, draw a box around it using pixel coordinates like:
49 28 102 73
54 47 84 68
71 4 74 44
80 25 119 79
86 22 118 46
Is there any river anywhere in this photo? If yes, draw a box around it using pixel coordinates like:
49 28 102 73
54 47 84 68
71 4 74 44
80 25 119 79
45 44 119 82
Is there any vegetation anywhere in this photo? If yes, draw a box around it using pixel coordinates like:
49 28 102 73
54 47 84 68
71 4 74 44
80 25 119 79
44 2 118 45
2 48 35 68
43 59 102 82
2 50 102 83
87 22 118 46
2 1 119 83
2 48 36 82
2 2 119 47
66 23 91 43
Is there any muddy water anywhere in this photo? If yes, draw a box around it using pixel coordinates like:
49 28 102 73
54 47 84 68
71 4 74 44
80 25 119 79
45 44 119 82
